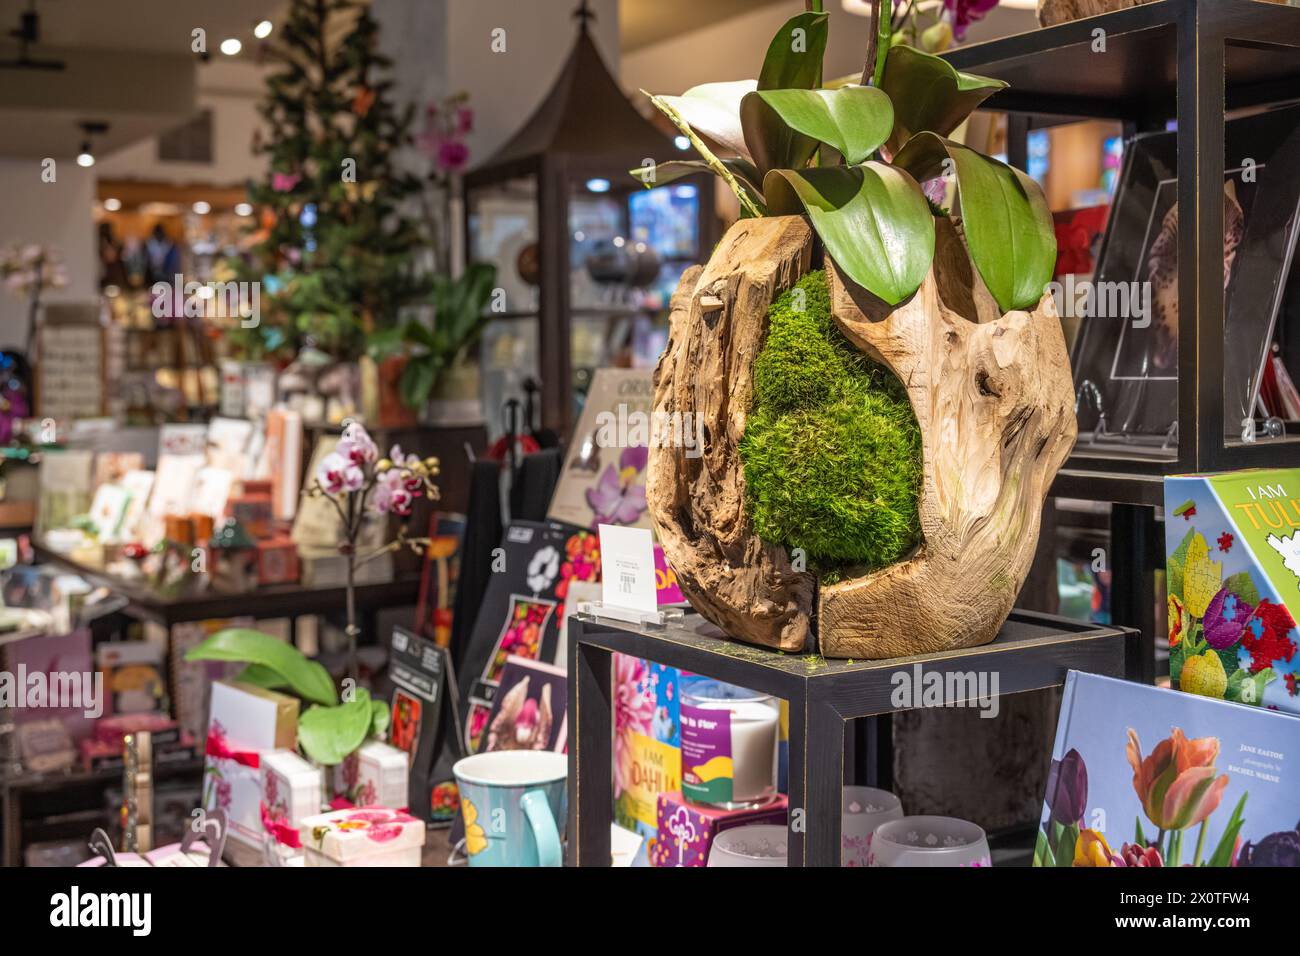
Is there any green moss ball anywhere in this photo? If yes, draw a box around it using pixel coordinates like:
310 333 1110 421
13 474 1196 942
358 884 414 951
739 270 922 570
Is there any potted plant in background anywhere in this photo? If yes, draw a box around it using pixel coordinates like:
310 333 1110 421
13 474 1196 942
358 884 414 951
367 262 498 425
639 0 1074 659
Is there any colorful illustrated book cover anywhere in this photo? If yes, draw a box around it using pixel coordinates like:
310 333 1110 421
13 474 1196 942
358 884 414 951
1165 470 1300 713
548 368 655 532
457 520 599 752
614 654 684 865
1037 670 1300 867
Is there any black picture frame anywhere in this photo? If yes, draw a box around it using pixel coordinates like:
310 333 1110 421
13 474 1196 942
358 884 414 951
1072 104 1300 449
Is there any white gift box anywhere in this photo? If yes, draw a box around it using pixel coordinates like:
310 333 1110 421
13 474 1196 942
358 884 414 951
299 805 425 867
203 681 299 849
261 749 324 858
334 740 409 809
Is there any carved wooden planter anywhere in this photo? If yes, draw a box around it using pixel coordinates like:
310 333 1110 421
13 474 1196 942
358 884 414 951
647 215 1077 659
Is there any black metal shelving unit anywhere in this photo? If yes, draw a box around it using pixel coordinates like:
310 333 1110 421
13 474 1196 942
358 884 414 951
568 611 1139 867
944 0 1300 668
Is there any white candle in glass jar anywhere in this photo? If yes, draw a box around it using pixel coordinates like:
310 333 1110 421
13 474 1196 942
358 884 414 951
681 681 779 809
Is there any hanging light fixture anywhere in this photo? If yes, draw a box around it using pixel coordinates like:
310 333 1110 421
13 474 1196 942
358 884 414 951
76 120 108 167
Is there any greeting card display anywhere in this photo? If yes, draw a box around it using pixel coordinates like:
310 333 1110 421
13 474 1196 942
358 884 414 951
1165 469 1300 714
388 625 461 823
549 368 655 532
1037 670 1300 867
203 680 299 848
458 520 597 752
478 655 567 753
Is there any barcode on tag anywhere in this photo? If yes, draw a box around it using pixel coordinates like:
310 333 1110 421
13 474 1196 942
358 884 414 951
619 571 636 594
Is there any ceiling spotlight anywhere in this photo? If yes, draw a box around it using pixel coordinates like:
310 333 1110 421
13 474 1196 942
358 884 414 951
253 20 273 39
674 135 690 151
220 38 242 56
103 197 122 211
234 202 253 217
585 178 611 193
76 120 109 167
192 201 211 215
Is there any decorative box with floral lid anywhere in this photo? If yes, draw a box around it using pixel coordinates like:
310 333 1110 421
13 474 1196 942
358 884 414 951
298 806 425 867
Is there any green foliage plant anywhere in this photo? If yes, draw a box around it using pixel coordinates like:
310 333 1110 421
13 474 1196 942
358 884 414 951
638 0 1056 314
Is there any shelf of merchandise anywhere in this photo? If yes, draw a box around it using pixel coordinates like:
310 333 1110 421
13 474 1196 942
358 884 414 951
941 0 1300 676
0 757 206 867
945 0 1300 504
567 610 1139 867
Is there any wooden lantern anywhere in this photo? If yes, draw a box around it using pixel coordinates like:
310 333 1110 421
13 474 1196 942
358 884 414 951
646 215 1076 659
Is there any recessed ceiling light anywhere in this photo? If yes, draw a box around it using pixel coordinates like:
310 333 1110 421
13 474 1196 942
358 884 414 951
192 201 211 215
234 202 253 217
220 38 242 56
674 135 690 151
103 197 122 211
585 178 611 193
254 20 273 39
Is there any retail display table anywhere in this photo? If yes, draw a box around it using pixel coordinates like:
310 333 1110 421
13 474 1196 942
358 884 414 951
567 610 1140 867
31 542 420 633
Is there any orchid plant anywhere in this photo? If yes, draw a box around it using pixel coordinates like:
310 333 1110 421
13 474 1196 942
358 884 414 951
638 0 1055 315
186 422 439 766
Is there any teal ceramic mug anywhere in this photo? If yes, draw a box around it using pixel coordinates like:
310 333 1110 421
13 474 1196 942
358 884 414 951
453 750 567 867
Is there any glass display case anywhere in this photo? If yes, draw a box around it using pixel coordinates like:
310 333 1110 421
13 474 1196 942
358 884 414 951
463 14 715 441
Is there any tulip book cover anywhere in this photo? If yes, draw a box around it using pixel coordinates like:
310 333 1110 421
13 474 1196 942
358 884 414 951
1037 670 1300 867
1164 469 1300 714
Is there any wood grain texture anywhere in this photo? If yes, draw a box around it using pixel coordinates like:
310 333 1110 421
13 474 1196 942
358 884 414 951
819 220 1077 658
646 216 817 652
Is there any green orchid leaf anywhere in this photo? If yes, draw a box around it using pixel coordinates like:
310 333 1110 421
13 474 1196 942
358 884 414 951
655 80 756 160
758 11 829 91
185 628 337 706
370 698 390 738
893 132 1055 312
764 161 935 306
879 43 1007 156
739 10 830 177
234 663 290 692
741 86 893 167
298 691 374 766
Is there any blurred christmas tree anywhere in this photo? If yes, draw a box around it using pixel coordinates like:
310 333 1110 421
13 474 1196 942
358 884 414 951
232 0 427 360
